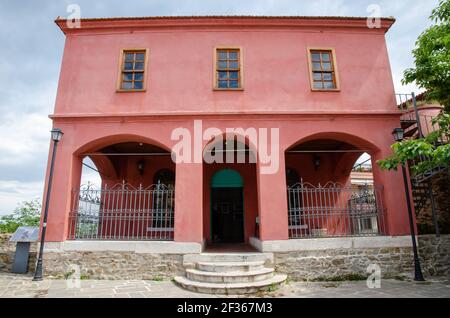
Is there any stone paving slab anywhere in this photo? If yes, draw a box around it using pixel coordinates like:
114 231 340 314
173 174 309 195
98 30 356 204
0 273 449 298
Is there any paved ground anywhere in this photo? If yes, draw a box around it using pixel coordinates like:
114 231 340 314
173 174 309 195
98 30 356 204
0 273 449 298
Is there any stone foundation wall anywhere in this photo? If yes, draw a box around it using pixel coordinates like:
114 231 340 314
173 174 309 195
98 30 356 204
43 252 184 280
419 235 450 277
0 234 185 280
274 247 415 281
1 234 448 280
274 235 450 281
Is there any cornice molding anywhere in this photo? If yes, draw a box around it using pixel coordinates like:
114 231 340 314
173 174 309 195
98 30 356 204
55 16 395 35
49 111 402 123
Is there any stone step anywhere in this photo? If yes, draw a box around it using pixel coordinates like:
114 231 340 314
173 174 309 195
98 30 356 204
196 261 265 272
174 274 287 295
183 253 273 267
186 268 274 283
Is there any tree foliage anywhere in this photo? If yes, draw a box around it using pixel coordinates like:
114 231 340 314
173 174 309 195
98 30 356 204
0 199 41 234
403 0 450 112
378 1 450 173
378 113 450 174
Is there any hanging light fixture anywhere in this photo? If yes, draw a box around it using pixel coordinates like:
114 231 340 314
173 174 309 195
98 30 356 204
137 160 145 175
313 155 321 171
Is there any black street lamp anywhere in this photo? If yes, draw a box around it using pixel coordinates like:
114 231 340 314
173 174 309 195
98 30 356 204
33 128 63 281
392 128 425 281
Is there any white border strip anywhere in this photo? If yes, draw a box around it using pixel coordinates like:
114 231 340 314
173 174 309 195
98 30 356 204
250 236 413 252
44 241 202 254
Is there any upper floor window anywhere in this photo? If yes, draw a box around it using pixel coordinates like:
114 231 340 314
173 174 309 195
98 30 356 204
117 49 148 92
308 48 339 91
215 48 243 90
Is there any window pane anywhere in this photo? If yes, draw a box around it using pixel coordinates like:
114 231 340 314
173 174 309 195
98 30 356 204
218 51 227 60
323 73 333 81
311 53 321 61
135 62 144 70
229 80 239 88
229 71 239 79
312 62 321 71
218 81 228 88
229 52 238 60
124 62 133 70
123 73 133 81
134 81 143 90
321 53 331 61
218 71 227 79
218 61 227 69
322 62 332 71
125 53 134 61
313 72 322 81
323 81 335 89
313 82 324 89
136 53 145 61
134 73 143 81
229 61 239 69
122 82 133 89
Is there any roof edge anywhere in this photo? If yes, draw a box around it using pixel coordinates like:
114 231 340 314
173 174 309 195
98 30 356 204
55 15 396 35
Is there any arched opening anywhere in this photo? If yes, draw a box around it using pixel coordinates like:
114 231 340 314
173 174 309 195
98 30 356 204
285 135 385 239
203 136 259 245
69 140 176 241
351 152 374 190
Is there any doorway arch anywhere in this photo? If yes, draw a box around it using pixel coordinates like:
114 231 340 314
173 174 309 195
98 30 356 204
211 168 244 188
210 169 245 243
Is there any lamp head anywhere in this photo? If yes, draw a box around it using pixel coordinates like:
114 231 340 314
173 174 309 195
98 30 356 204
392 128 404 142
51 128 63 142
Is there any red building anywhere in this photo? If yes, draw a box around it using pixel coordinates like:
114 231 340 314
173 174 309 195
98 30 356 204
40 17 419 286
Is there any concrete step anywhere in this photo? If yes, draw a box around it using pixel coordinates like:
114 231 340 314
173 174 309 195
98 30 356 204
186 267 274 283
183 253 273 267
174 274 287 295
196 261 265 272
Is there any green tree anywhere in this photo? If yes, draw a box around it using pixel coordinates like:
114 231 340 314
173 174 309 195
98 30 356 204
378 1 450 174
0 199 41 234
403 0 450 112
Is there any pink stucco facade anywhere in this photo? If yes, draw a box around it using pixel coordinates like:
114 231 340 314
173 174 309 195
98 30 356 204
42 16 412 245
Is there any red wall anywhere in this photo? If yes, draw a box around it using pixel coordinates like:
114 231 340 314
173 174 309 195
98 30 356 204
54 17 396 117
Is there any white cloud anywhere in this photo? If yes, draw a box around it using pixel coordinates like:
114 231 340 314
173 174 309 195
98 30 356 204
0 180 43 215
81 158 102 189
0 112 52 165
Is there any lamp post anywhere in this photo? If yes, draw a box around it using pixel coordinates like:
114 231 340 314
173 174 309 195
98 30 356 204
33 128 64 281
392 128 425 281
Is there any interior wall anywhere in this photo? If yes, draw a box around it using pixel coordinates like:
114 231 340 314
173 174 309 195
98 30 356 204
97 155 175 188
285 152 358 186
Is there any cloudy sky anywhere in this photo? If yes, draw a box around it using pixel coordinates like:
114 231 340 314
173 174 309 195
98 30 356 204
0 0 439 215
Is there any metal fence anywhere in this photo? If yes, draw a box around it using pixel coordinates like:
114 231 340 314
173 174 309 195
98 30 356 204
287 181 386 239
396 93 418 122
68 182 175 240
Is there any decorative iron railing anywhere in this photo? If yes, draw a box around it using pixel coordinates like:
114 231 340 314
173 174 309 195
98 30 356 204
287 181 386 239
68 182 175 240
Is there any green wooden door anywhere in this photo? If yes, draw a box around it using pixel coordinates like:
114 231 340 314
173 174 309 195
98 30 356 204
210 169 244 243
